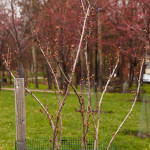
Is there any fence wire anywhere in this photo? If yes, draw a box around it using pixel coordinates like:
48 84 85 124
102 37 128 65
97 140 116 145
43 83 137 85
15 138 117 150
138 93 150 138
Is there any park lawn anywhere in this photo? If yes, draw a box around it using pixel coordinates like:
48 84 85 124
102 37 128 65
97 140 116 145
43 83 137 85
0 90 150 150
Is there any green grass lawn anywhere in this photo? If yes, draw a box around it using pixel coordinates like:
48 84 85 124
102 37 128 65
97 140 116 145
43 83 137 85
0 89 150 150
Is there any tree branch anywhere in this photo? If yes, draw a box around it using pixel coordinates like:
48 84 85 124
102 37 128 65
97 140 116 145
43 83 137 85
107 57 145 150
94 55 120 150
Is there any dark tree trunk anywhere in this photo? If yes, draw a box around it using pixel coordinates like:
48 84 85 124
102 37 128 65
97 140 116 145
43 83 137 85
129 57 138 89
57 65 63 89
121 57 129 94
0 68 1 91
75 65 80 88
0 55 1 90
120 56 124 93
2 66 5 82
17 56 25 78
80 51 86 91
128 58 134 88
0 67 1 91
62 63 69 94
0 81 1 91
95 45 98 92
95 16 98 92
9 72 12 85
47 64 52 89
32 46 38 88
97 10 103 92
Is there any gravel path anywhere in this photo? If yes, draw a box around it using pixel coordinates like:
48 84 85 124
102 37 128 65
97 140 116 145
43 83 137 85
1 87 91 95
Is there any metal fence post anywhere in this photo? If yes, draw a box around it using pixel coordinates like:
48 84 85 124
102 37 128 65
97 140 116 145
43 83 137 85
15 78 26 150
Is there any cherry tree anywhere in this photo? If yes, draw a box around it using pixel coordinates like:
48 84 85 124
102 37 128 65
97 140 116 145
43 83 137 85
1 0 149 150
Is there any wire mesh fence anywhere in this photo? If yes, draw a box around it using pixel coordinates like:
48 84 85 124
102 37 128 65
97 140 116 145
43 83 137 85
138 94 150 138
15 137 117 150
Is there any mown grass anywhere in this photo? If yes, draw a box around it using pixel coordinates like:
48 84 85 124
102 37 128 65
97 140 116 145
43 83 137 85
0 88 150 150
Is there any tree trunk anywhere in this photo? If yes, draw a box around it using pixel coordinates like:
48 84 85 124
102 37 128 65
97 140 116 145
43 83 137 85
0 55 2 90
46 64 52 89
0 65 1 90
94 28 98 92
32 45 38 88
9 72 12 85
30 0 38 88
57 65 63 89
89 44 96 91
2 66 5 82
97 10 103 91
128 57 137 89
0 71 1 90
17 56 25 78
80 51 86 91
122 80 128 94
121 56 129 93
63 63 69 94
119 56 124 93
